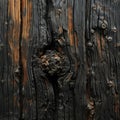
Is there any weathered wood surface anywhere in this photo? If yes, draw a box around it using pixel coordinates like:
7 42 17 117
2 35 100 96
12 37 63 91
0 0 120 120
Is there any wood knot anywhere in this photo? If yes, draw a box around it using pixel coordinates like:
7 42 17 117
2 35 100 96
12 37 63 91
39 50 70 77
98 19 108 30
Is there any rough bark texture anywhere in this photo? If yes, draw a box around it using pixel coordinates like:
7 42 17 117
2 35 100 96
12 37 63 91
0 0 120 120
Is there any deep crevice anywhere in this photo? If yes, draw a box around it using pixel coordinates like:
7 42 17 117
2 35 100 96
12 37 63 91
19 0 24 119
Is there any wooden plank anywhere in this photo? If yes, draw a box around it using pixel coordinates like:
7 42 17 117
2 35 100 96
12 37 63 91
85 0 120 119
0 0 33 119
31 0 55 119
8 0 21 119
21 0 33 119
0 0 19 119
73 0 87 119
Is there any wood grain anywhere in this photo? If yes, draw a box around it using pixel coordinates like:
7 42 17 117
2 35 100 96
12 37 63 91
0 0 120 120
